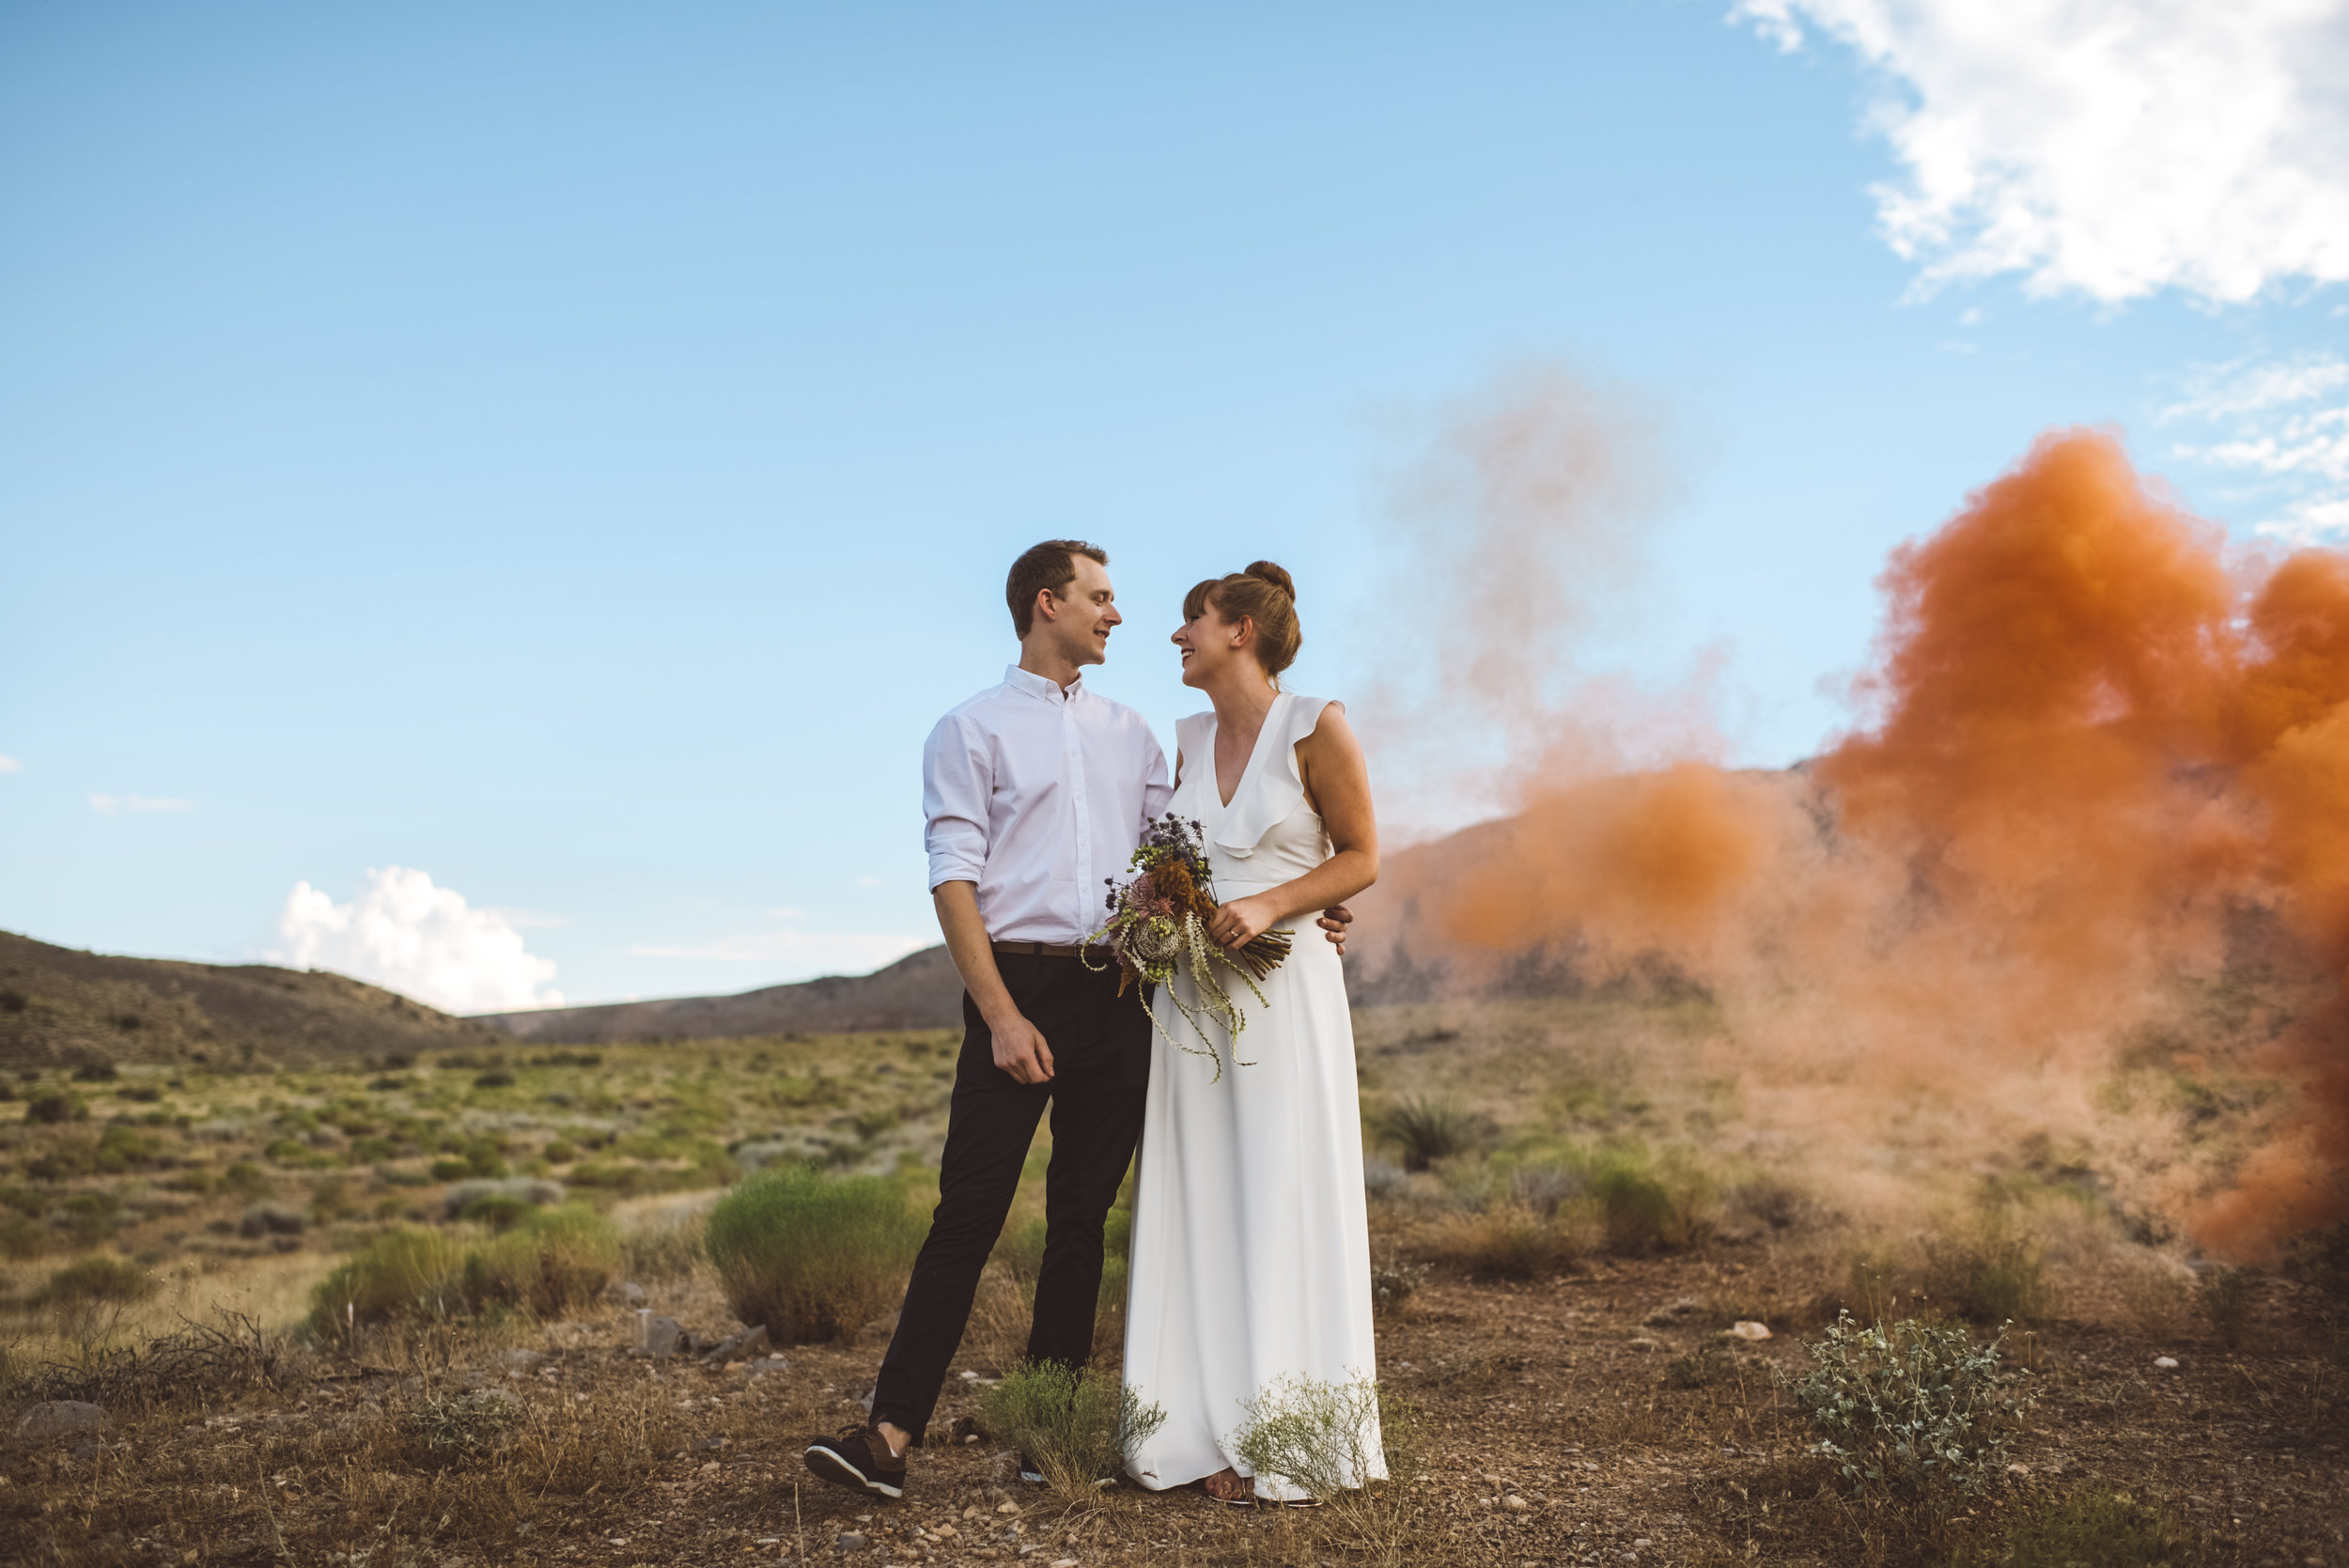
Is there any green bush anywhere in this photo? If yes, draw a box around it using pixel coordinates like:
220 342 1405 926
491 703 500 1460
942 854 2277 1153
25 1094 83 1126
1950 1486 2205 1567
621 1219 705 1281
462 1204 619 1316
308 1228 471 1336
58 1191 123 1246
0 1213 45 1260
2200 1266 2252 1347
977 1360 1164 1500
457 1192 536 1232
1788 1314 2034 1514
35 1254 156 1306
705 1165 924 1343
1924 1219 2051 1323
221 1162 273 1201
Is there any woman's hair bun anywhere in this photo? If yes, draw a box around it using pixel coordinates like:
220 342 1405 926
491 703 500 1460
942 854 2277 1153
1243 560 1297 601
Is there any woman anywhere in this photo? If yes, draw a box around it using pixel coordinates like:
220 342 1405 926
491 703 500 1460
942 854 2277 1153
1122 560 1384 1504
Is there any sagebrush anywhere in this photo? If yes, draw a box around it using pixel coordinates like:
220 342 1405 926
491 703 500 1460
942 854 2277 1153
1788 1313 2033 1513
977 1360 1165 1501
703 1164 924 1343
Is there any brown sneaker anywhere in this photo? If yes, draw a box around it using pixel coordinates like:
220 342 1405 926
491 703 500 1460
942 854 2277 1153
803 1423 907 1500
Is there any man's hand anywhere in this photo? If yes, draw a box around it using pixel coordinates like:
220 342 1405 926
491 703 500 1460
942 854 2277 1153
1318 903 1353 955
988 1012 1055 1084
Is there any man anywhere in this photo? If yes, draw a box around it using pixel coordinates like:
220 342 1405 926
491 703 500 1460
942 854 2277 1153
804 540 1347 1502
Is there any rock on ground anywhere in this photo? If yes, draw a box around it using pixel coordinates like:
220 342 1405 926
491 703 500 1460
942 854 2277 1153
17 1402 107 1442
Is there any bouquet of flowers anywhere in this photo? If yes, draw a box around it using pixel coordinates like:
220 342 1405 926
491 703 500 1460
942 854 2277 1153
1084 814 1292 1079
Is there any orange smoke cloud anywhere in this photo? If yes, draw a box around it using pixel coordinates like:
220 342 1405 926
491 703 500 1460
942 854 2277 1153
1370 420 2349 1259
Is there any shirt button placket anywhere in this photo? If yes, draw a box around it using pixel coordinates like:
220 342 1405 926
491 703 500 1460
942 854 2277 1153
1067 702 1091 938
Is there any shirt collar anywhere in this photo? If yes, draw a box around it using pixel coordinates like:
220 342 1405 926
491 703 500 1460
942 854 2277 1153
1004 663 1083 704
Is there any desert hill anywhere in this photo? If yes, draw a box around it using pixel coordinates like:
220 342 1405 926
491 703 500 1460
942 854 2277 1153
474 944 965 1043
0 928 506 1070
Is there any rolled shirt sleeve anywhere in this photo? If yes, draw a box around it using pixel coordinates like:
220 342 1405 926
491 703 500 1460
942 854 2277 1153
923 713 991 891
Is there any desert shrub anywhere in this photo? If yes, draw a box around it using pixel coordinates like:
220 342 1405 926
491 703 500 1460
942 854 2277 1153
472 1069 517 1089
1371 1257 1429 1313
0 1212 45 1260
1788 1313 2034 1514
2114 1250 2195 1338
1229 1374 1419 1565
462 1204 619 1316
1508 1163 1582 1215
458 1192 536 1231
1664 1342 1732 1389
1426 1204 1577 1281
403 1389 521 1458
221 1161 272 1201
541 1139 578 1164
238 1203 307 1238
440 1176 564 1221
1950 1485 2205 1567
0 987 25 1013
1924 1219 2051 1323
2199 1266 2252 1347
977 1360 1164 1500
1371 1097 1490 1172
35 1254 156 1306
428 1159 474 1182
307 1227 471 1336
70 1062 119 1081
58 1191 123 1246
1362 1156 1408 1200
1579 1143 1716 1252
25 1094 83 1125
621 1218 706 1281
705 1164 924 1343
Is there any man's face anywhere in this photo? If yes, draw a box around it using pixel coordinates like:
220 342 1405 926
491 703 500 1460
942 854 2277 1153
1039 553 1122 667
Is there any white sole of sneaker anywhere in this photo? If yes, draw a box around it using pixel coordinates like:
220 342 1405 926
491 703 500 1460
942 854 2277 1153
804 1443 905 1500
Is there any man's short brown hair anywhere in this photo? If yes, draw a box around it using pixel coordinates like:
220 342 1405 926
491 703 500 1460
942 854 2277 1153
1006 540 1109 638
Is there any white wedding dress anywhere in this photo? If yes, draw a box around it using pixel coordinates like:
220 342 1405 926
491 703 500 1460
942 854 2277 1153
1122 692 1384 1500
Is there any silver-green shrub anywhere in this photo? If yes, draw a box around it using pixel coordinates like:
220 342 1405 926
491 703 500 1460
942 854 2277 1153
1228 1374 1418 1565
1788 1313 2034 1511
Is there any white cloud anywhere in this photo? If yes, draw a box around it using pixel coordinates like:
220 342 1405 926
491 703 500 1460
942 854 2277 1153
2166 352 2349 541
1734 0 2349 303
0 754 21 774
269 866 564 1014
90 794 194 815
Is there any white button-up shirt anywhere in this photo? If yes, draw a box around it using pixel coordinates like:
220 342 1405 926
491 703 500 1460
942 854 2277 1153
923 665 1173 945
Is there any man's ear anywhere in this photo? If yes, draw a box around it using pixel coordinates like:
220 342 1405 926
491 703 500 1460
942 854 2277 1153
1033 587 1060 626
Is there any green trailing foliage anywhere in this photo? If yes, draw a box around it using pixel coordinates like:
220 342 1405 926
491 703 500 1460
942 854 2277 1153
704 1164 925 1343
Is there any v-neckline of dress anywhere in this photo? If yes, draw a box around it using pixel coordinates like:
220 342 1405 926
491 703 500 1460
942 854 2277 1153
1209 691 1286 812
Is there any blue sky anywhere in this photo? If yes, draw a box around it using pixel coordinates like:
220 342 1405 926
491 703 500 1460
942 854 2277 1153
5 1 2344 1009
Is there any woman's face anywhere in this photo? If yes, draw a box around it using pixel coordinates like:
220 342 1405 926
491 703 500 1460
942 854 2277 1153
1172 598 1250 690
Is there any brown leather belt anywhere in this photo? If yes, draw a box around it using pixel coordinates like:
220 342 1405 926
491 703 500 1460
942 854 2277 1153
991 939 1109 961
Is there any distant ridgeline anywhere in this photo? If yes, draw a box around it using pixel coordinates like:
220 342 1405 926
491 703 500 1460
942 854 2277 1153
0 928 504 1071
474 946 965 1044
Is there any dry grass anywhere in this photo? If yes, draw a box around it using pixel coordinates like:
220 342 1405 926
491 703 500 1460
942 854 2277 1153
0 998 2341 1566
